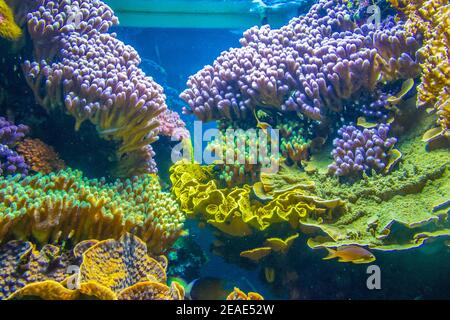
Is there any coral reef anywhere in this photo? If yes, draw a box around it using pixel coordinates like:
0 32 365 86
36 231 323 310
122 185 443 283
9 0 187 177
328 124 398 177
170 114 450 252
390 0 450 140
0 240 68 300
2 234 184 300
0 0 21 41
206 125 279 186
181 0 420 123
17 138 65 174
0 169 185 254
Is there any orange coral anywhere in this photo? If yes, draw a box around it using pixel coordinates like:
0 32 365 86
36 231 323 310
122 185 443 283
16 138 65 174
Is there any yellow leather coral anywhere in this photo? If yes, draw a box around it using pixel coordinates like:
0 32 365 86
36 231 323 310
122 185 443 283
0 169 185 254
0 0 22 41
170 161 345 237
390 0 450 139
226 287 264 300
5 234 184 300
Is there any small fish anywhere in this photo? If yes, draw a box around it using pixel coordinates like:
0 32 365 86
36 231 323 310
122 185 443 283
183 277 229 300
323 245 376 264
98 126 123 136
387 78 415 105
253 108 272 136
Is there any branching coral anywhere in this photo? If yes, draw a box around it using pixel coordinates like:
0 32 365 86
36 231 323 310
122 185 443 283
0 117 28 147
206 126 279 186
181 0 421 123
2 234 184 300
0 0 21 41
0 169 185 254
9 0 187 177
389 0 450 139
16 138 65 174
0 144 28 176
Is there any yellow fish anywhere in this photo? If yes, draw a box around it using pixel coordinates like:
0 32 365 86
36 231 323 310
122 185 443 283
387 78 415 105
323 245 376 264
253 108 272 136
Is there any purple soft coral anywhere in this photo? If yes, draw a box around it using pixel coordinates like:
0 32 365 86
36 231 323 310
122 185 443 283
0 144 29 177
17 0 187 176
0 117 29 147
180 0 421 122
328 124 397 177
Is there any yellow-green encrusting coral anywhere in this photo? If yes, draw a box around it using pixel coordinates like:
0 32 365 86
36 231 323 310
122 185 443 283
0 0 22 41
0 170 185 254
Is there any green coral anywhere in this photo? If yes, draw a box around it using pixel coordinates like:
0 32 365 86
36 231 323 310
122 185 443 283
303 114 450 250
0 170 185 254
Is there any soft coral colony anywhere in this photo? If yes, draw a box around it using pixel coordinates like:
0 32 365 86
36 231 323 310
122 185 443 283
174 0 450 288
0 0 194 300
